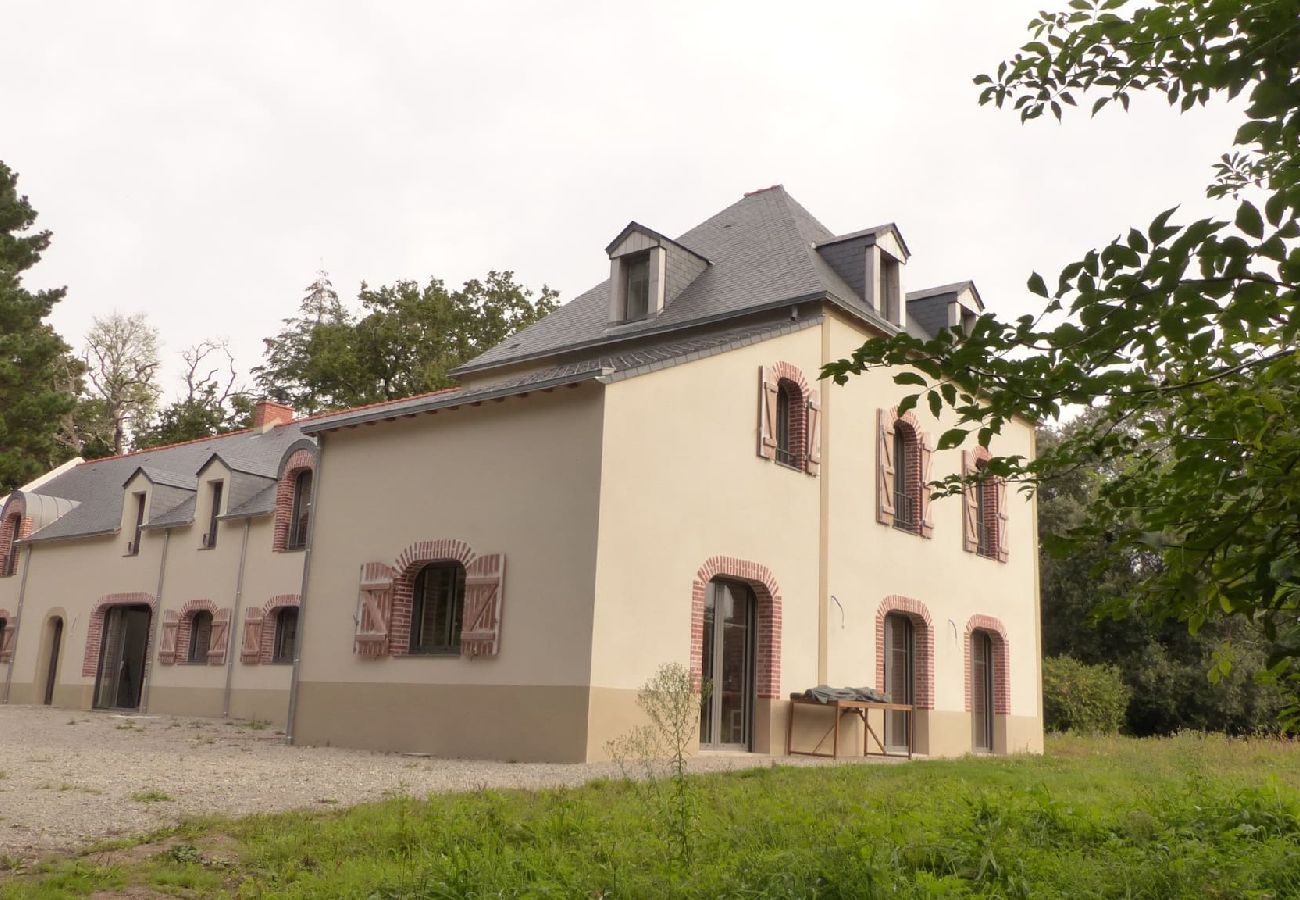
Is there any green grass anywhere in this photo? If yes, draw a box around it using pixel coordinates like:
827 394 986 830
4 733 1300 898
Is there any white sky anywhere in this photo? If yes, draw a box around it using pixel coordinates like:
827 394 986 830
4 1 1241 399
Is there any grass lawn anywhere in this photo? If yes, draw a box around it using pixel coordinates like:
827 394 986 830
4 733 1299 898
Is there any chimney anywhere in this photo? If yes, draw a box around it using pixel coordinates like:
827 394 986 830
253 399 295 432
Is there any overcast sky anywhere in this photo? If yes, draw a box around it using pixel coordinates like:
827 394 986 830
5 1 1240 398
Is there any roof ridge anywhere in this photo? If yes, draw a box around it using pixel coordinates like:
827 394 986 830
83 427 259 466
294 386 463 425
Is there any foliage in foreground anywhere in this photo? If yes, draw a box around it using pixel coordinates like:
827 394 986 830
5 733 1300 898
824 0 1300 722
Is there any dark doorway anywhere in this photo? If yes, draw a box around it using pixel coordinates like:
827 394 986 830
43 617 64 705
93 605 151 710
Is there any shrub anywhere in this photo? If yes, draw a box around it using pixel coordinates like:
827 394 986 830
1043 655 1130 734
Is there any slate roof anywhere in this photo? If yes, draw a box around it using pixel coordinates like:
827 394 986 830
453 186 900 377
24 424 312 543
303 316 819 433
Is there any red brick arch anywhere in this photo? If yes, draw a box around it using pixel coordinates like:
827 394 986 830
874 595 935 709
690 556 782 699
389 539 477 657
768 361 810 467
175 599 218 665
0 494 32 578
81 592 157 677
272 446 317 552
259 593 301 664
964 614 1011 715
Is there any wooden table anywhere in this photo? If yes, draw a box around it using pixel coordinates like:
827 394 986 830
785 697 914 759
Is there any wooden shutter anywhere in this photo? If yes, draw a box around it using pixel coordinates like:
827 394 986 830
876 409 896 526
207 609 231 664
158 610 179 665
758 366 778 460
919 437 934 539
962 451 979 553
461 553 505 657
804 389 821 476
995 477 1010 563
355 562 395 657
241 609 265 664
0 618 16 663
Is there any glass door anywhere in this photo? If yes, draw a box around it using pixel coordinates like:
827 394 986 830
699 580 755 750
883 614 913 751
94 606 151 710
971 631 994 752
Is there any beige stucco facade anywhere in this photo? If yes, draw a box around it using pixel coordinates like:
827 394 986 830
288 311 1042 762
0 419 314 727
1 189 1044 764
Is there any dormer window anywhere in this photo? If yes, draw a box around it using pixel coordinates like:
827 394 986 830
203 482 223 549
127 493 145 556
605 222 709 325
624 253 651 321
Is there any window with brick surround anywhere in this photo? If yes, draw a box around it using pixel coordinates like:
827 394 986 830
1 513 20 577
877 409 933 536
962 449 1008 561
758 363 819 475
410 562 466 655
775 380 800 468
188 611 213 663
272 607 298 663
287 469 312 550
272 446 317 553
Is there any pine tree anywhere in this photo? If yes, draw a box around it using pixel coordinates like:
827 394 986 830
0 161 78 492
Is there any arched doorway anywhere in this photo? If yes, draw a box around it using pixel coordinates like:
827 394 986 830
94 605 152 710
971 630 995 751
42 616 64 705
698 579 756 750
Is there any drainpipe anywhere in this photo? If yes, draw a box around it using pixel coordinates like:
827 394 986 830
139 529 170 714
223 519 251 718
817 316 831 684
284 440 323 744
2 544 34 703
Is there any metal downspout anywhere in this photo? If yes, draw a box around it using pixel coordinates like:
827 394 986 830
284 439 323 744
139 529 170 714
817 316 831 684
223 519 251 718
2 544 34 703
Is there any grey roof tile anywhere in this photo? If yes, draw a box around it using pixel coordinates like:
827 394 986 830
453 186 896 377
28 424 312 543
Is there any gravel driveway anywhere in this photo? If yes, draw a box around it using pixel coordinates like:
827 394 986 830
0 705 877 861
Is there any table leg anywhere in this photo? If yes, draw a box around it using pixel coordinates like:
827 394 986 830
785 701 794 755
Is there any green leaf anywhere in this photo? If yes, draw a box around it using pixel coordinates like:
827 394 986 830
937 428 968 451
1027 272 1049 297
927 390 942 418
1235 201 1264 239
893 371 927 387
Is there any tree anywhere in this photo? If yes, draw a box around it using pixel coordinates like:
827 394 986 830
824 0 1300 722
252 271 360 416
77 312 162 456
254 269 559 412
1038 414 1286 735
0 161 79 493
135 340 253 449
